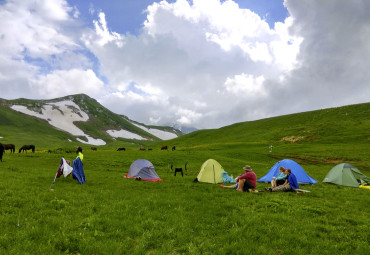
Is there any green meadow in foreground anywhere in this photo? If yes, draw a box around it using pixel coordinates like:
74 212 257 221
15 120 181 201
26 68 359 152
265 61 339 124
0 103 370 254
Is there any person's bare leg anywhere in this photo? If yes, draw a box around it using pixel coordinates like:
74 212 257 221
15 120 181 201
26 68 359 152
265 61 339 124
271 180 276 188
221 184 237 189
237 179 245 192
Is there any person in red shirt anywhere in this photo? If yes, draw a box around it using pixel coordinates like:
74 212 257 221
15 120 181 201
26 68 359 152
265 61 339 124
221 165 258 193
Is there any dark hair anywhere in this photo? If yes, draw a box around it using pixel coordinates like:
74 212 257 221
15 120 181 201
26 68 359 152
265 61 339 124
77 146 83 153
285 168 291 173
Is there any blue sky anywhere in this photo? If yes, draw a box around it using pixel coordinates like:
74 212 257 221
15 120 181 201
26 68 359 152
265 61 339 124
1 0 369 129
75 0 288 34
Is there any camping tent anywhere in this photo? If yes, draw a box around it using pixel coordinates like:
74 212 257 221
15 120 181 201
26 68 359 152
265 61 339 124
195 159 225 184
125 159 163 182
323 163 370 187
257 159 318 184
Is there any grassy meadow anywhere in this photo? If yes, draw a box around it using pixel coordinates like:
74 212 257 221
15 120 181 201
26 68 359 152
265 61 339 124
1 103 370 254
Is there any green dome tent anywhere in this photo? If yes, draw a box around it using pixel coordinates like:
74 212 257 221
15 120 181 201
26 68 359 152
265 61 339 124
323 163 370 187
194 159 225 184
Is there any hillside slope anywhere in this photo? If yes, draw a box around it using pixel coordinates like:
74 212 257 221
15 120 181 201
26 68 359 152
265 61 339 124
164 103 370 169
173 102 370 146
0 94 181 146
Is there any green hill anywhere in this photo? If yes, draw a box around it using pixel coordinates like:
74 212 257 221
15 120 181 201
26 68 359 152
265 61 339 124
0 94 181 148
174 102 370 145
0 101 369 254
166 102 370 169
1 95 369 168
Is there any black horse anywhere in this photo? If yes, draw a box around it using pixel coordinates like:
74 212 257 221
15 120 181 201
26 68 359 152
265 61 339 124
19 145 35 153
0 143 4 162
117 147 126 151
4 144 15 154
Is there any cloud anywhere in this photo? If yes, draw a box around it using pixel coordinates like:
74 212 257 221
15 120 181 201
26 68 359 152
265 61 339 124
83 0 301 128
0 0 100 99
1 0 369 130
224 73 266 96
30 69 105 99
275 0 370 111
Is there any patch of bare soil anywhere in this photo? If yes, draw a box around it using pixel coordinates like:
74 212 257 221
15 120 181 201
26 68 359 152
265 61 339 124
280 136 304 143
270 154 346 165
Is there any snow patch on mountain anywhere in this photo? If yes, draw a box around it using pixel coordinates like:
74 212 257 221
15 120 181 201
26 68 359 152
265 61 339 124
11 101 106 145
131 122 178 140
106 129 147 140
10 99 179 144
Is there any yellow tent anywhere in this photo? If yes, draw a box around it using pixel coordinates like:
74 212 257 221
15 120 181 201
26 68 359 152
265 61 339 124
196 159 225 184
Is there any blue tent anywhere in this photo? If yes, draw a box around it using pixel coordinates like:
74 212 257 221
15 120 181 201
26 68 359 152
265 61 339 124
257 159 317 184
72 157 86 184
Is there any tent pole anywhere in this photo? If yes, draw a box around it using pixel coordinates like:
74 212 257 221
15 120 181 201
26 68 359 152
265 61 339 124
49 171 58 190
213 165 216 184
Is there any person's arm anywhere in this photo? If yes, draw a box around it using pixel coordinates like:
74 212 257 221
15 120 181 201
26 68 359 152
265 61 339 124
237 173 248 180
282 179 288 186
276 173 287 180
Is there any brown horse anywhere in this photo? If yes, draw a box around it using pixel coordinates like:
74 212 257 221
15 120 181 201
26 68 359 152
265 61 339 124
161 145 168 150
91 147 97 151
0 143 4 162
4 144 15 154
19 145 35 153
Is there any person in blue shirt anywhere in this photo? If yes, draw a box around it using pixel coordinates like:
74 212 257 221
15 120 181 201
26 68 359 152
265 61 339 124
286 169 299 190
269 168 299 192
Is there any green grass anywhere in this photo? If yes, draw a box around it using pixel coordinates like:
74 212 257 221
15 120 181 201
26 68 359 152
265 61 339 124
0 145 369 254
1 102 370 254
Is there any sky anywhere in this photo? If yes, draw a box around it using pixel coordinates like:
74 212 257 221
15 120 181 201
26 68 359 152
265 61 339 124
1 0 369 130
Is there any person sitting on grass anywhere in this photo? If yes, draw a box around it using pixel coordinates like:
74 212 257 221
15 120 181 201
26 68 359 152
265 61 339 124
221 165 258 193
269 166 287 189
268 168 298 192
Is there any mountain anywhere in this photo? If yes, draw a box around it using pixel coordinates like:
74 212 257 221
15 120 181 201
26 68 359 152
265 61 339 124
1 94 369 157
170 123 198 134
0 94 182 146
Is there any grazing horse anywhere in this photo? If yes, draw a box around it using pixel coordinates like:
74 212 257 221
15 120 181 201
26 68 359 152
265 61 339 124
91 147 97 151
0 143 4 162
172 146 176 151
4 144 15 154
117 147 126 151
161 145 168 150
19 145 35 153
139 148 146 151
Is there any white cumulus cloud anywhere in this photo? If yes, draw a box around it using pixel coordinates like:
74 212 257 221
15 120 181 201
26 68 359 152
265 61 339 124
1 0 369 130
